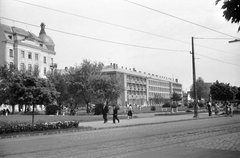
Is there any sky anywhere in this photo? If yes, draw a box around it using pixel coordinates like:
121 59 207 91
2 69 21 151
1 0 240 91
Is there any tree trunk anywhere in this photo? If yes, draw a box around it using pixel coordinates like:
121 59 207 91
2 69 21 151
32 104 35 127
11 104 15 114
86 103 89 114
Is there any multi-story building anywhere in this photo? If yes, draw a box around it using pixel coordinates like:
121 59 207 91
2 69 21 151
0 22 56 77
0 22 56 112
102 63 182 107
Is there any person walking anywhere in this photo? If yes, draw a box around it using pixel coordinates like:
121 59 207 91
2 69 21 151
102 103 109 123
127 104 133 119
207 101 212 116
113 104 120 123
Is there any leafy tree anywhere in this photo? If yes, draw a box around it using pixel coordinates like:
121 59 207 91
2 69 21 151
236 87 240 100
20 73 59 125
46 69 70 112
171 92 182 102
67 60 104 114
93 75 124 106
190 77 210 101
0 64 22 113
210 80 235 101
216 0 240 32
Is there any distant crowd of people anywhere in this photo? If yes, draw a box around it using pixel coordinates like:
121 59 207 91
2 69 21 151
205 101 238 117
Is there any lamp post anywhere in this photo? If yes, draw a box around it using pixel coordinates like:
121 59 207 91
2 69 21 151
191 37 198 118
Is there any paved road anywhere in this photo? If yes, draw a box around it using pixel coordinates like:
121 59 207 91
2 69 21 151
0 114 240 158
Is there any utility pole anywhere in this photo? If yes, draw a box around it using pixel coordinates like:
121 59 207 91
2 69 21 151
191 37 198 118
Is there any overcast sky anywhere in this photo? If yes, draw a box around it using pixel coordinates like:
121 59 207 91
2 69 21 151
1 0 240 91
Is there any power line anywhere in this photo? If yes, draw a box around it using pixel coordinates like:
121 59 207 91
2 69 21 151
2 17 239 67
12 0 189 44
11 0 240 57
195 53 240 67
0 17 188 53
124 0 239 39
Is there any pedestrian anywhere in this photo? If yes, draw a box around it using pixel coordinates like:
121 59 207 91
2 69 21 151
207 102 212 116
112 104 120 123
229 103 233 117
2 109 6 116
6 109 10 116
102 103 109 123
225 101 230 116
215 102 220 116
127 104 133 119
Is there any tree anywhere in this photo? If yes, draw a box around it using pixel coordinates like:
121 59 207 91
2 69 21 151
46 69 70 112
236 87 240 100
171 92 182 102
93 75 124 106
190 77 210 101
0 64 22 114
216 0 240 32
68 60 104 114
21 73 59 126
210 80 235 101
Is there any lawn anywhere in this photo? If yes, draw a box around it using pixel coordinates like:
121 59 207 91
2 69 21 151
0 106 190 125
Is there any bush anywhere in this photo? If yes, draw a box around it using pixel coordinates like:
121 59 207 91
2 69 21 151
45 105 59 115
162 102 171 107
150 106 156 111
0 121 80 134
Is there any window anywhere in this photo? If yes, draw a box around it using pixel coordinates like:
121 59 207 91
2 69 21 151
21 50 25 58
35 53 38 61
9 49 13 58
44 67 46 75
44 56 46 64
28 52 32 59
20 63 25 71
8 35 12 40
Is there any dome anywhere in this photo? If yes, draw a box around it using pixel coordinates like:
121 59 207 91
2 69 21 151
38 22 55 47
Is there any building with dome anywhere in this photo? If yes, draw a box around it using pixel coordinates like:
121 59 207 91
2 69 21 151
0 22 56 77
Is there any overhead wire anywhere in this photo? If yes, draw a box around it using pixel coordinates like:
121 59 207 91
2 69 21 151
2 16 239 67
124 0 240 39
195 53 240 67
0 17 188 53
11 0 240 56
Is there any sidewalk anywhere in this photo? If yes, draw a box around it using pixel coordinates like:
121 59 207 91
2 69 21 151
78 112 221 129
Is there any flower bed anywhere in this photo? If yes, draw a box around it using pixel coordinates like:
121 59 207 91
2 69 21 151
0 121 80 134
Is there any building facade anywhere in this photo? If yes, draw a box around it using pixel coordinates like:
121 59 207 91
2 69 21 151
0 22 56 112
0 22 56 77
102 63 182 107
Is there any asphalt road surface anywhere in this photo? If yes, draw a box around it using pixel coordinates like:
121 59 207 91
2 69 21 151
0 115 240 158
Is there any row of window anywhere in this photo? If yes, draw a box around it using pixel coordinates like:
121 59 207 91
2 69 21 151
127 91 146 96
127 75 146 82
149 80 169 87
9 49 51 64
149 86 169 92
20 63 47 75
127 83 146 89
173 83 182 88
149 92 170 98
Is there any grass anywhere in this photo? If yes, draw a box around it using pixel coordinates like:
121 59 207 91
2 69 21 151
0 106 191 125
